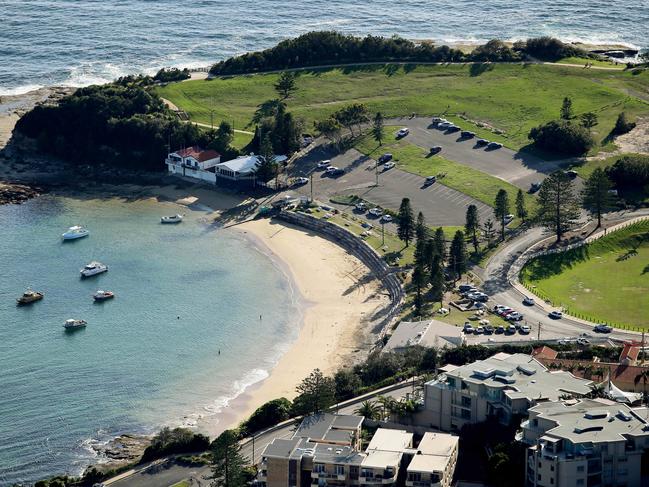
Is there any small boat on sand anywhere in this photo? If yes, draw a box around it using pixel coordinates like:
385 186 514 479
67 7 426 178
17 288 44 305
80 261 108 278
93 290 115 301
63 319 87 330
161 214 183 224
62 225 90 240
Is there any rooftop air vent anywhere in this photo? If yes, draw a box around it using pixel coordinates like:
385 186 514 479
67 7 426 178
617 410 632 422
517 365 537 376
574 426 604 434
584 410 609 420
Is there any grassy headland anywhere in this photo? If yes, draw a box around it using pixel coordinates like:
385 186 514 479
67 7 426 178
157 63 649 152
520 220 649 329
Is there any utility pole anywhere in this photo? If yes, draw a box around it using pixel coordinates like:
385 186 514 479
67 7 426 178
375 162 379 187
252 435 255 465
537 321 541 341
310 173 314 203
381 221 385 246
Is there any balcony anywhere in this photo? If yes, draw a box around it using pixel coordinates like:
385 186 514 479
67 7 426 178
406 481 440 487
311 472 346 481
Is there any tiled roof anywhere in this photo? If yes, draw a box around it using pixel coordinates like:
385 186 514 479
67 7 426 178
174 146 221 162
532 346 558 360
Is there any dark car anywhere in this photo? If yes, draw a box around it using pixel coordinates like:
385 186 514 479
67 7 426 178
423 176 437 186
430 146 442 155
446 125 461 133
565 170 578 179
529 182 542 193
487 142 503 150
460 131 475 138
476 138 489 146
378 153 393 164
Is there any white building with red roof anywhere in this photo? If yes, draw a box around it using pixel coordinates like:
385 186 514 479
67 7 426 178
166 146 221 172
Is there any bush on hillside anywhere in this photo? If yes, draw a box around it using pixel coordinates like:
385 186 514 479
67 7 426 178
528 119 595 155
471 40 520 62
153 67 191 83
612 111 636 135
240 398 292 436
606 154 649 189
521 36 591 61
140 427 210 462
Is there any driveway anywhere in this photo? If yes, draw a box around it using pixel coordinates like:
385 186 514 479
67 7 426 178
288 145 493 227
390 117 570 191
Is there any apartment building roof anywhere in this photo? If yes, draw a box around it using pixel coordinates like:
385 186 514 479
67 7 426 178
293 413 363 444
433 353 593 401
408 432 459 474
530 399 649 444
385 319 464 351
312 442 365 465
263 437 303 459
366 428 413 452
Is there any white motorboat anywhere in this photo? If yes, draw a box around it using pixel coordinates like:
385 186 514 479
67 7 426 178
160 214 183 224
93 290 115 301
80 261 108 278
62 225 90 240
63 319 87 330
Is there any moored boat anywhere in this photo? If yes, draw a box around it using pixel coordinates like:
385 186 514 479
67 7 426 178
62 225 90 240
80 261 108 278
160 214 183 224
16 288 43 305
63 319 87 330
93 290 115 301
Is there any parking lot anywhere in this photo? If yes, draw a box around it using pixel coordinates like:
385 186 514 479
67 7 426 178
289 145 493 227
389 117 570 191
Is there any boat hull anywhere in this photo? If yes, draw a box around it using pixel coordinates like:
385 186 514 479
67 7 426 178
62 233 89 240
16 294 43 305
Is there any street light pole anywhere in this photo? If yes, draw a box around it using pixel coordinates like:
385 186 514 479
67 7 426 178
381 222 385 246
310 173 314 203
537 321 541 341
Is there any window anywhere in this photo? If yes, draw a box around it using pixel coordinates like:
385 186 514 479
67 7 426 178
448 378 456 388
461 409 471 420
532 419 538 427
550 479 554 485
461 381 468 390
462 396 472 407
538 462 542 468
538 474 542 481
577 466 585 472
550 465 554 472
408 473 422 482
313 464 325 474
334 465 345 476
577 480 584 486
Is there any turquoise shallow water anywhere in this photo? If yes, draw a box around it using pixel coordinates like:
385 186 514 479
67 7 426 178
0 0 647 95
0 195 299 486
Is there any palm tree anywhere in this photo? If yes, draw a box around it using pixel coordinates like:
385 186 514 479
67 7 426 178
587 384 608 399
634 370 649 405
354 400 380 420
376 395 397 421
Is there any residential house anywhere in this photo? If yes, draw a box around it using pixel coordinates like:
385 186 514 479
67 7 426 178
419 353 593 432
360 429 413 485
521 399 649 487
215 154 287 183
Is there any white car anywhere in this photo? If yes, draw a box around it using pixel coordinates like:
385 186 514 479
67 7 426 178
383 161 396 170
396 127 410 138
519 325 531 334
325 166 340 174
293 177 309 186
354 202 367 212
317 160 331 169
522 296 535 306
549 310 563 319
504 214 515 225
380 214 393 223
368 207 383 217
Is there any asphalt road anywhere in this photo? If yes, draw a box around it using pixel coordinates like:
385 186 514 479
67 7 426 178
390 117 569 191
109 383 415 487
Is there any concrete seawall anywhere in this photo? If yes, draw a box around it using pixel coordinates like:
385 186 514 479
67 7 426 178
276 211 404 340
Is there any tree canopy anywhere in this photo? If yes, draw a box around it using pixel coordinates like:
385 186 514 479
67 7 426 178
536 170 581 241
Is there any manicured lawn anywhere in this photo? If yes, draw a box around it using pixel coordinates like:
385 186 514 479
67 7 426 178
170 481 190 487
555 57 625 69
520 220 649 329
232 131 253 150
157 63 649 152
355 134 536 214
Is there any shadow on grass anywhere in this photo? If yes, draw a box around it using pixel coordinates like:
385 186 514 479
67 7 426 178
522 246 591 281
469 63 494 77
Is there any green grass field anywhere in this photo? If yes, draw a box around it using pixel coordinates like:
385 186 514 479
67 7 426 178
355 134 536 214
555 57 625 69
158 63 649 152
520 220 649 328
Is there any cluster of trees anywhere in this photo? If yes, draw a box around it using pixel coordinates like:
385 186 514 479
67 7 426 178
606 154 649 193
314 102 372 147
528 97 596 155
14 83 240 171
209 32 595 75
152 67 191 83
140 427 210 462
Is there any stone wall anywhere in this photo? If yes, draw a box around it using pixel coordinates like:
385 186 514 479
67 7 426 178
276 211 404 339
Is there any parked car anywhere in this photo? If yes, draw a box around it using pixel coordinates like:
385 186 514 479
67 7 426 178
549 310 563 319
529 182 542 193
487 142 503 150
361 222 373 229
463 323 474 334
475 326 485 334
380 214 393 223
505 325 517 334
565 170 578 179
459 284 477 292
577 338 590 345
594 324 612 333
396 128 410 138
293 177 309 186
522 296 535 306
484 324 494 334
446 125 461 133
438 122 451 130
354 202 367 212
495 325 505 334
383 161 396 170
424 176 437 186
476 138 489 146
432 117 443 123
519 325 531 334
468 292 489 302
378 153 393 164
504 214 515 225
325 166 339 174
317 160 331 169
430 146 442 154
506 312 524 321
368 207 383 217
460 131 475 138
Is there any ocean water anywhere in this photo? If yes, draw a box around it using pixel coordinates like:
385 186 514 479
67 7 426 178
0 195 299 485
0 0 648 95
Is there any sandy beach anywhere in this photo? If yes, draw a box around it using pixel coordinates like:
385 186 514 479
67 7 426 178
202 217 389 435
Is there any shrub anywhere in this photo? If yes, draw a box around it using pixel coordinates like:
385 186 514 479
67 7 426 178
606 154 649 189
528 120 595 155
522 37 590 61
240 398 292 436
153 67 191 83
140 427 210 462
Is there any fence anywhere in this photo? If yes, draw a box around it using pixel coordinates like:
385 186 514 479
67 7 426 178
512 216 649 332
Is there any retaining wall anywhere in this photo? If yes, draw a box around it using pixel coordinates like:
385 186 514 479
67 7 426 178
276 211 404 338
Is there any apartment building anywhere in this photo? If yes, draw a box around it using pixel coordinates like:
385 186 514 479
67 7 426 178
406 432 459 487
420 353 593 431
258 413 459 487
522 399 649 487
